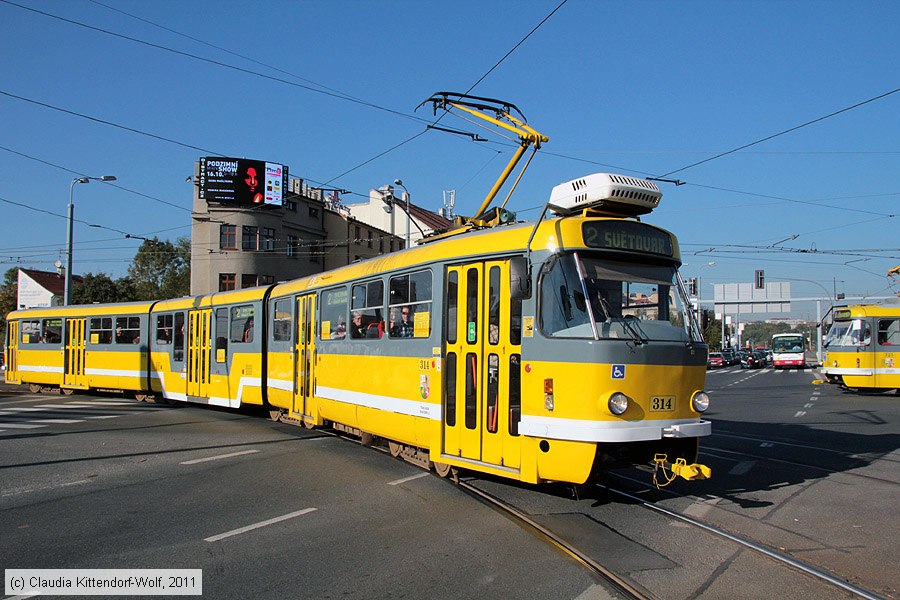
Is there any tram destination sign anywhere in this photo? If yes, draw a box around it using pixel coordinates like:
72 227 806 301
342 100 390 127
199 157 289 207
582 221 674 257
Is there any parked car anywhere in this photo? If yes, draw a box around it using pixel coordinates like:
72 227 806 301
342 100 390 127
708 352 724 368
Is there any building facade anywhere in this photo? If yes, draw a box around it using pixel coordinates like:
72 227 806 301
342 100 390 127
190 162 405 295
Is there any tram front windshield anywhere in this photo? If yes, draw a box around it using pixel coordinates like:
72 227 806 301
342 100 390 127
540 253 697 342
824 319 870 348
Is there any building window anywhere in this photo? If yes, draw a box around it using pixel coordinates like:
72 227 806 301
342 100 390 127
259 275 275 285
262 227 275 252
241 274 258 289
379 237 384 253
309 207 318 219
367 230 372 248
219 273 236 291
220 224 236 250
242 226 258 250
354 225 361 242
285 199 297 211
287 235 297 257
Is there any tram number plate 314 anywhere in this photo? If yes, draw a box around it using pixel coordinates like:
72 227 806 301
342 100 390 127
649 396 675 412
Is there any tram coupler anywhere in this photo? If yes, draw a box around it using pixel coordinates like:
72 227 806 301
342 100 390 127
652 454 712 487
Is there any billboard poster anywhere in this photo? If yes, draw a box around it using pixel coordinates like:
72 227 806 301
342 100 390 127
199 157 289 206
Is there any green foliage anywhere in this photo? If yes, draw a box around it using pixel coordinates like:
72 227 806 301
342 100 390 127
741 321 793 348
71 272 137 305
127 236 191 301
0 268 18 341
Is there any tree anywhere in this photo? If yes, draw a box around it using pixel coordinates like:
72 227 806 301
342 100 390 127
71 272 137 305
0 268 18 343
127 236 191 300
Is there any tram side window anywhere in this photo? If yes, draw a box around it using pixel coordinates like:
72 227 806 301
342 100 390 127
215 308 228 361
115 316 141 344
272 299 292 342
231 305 255 343
20 320 40 344
174 312 185 361
878 319 899 346
41 318 62 343
350 280 384 339
320 287 348 340
90 317 113 344
389 269 432 339
156 314 173 344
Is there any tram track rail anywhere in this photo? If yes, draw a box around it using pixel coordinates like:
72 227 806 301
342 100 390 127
593 480 887 600
456 477 651 600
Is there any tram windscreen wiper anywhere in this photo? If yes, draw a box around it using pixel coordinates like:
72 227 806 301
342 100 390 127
598 295 644 345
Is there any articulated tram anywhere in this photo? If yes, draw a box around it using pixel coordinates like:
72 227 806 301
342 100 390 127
4 174 712 485
820 302 900 392
4 94 712 485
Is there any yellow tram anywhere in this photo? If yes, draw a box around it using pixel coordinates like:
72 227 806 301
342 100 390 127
821 302 900 391
3 93 713 485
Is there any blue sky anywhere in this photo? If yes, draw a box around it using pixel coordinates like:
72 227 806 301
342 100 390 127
1 0 898 320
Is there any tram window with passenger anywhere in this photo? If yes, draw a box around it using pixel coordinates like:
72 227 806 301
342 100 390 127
540 254 693 341
320 287 348 340
230 305 254 343
215 308 228 360
350 280 384 339
389 269 432 338
41 318 62 343
115 316 141 344
156 314 173 344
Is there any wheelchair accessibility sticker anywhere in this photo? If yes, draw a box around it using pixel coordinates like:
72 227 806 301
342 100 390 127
611 364 626 379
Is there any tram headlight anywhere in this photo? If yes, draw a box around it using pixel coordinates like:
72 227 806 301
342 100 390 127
691 391 710 413
608 392 629 415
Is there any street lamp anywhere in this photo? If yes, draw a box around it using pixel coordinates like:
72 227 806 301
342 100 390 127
393 179 411 249
65 175 116 305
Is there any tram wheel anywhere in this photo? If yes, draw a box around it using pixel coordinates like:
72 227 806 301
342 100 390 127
388 441 403 457
359 431 375 446
29 384 42 394
269 409 282 422
433 461 458 482
303 418 315 429
60 388 75 396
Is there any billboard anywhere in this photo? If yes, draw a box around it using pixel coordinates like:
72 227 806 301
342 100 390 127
199 157 288 206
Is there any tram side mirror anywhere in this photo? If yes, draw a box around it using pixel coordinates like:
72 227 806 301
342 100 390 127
509 256 531 300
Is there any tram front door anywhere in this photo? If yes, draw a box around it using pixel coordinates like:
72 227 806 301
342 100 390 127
63 318 87 389
443 260 522 470
292 293 317 424
187 309 211 398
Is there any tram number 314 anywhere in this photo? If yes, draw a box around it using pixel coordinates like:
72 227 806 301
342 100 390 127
649 396 675 412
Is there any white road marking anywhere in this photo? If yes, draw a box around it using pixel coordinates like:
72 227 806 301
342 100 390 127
180 450 260 465
205 508 317 542
86 415 121 419
0 422 44 429
1 479 92 498
794 410 807 417
387 472 430 486
29 419 84 424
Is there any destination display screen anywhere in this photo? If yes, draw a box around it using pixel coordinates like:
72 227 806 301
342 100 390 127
582 221 674 257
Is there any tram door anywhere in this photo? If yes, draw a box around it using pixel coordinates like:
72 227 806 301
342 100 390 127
5 321 19 383
186 309 211 398
292 294 316 421
63 318 87 388
443 261 522 469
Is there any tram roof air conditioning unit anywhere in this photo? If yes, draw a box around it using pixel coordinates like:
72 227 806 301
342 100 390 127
548 173 662 217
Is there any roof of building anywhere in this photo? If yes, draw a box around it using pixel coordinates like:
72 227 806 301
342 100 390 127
20 268 82 296
406 202 451 231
